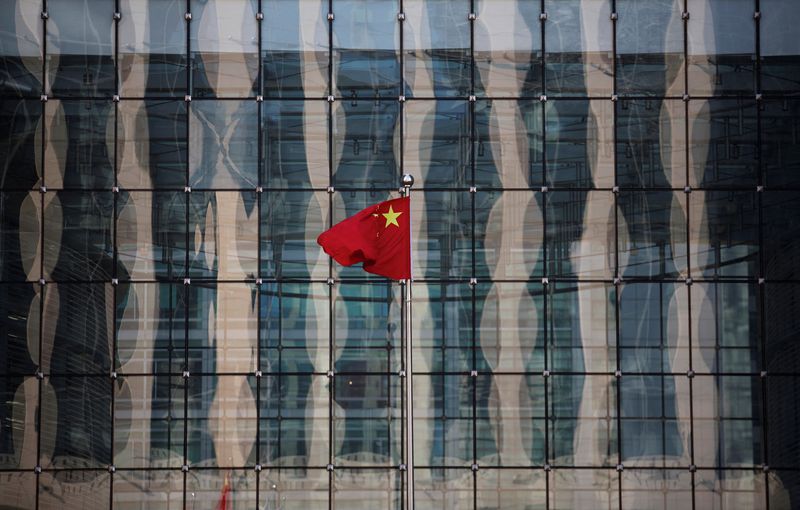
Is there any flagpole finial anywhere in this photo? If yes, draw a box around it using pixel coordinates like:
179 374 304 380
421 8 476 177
402 174 415 188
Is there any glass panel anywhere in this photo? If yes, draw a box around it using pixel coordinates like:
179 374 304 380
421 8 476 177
262 100 328 188
477 469 547 509
695 469 766 510
260 283 329 373
334 282 401 373
617 191 688 279
262 0 329 97
413 374 472 466
332 469 401 509
117 191 186 280
619 370 691 467
690 191 758 279
333 374 401 466
550 469 618 510
332 100 399 189
260 375 329 466
261 191 329 279
0 192 40 282
549 282 616 374
0 377 38 469
762 191 800 281
545 0 613 97
186 375 258 466
40 376 112 468
113 469 184 510
764 284 800 374
687 0 755 97
0 0 43 96
189 100 258 188
475 282 543 373
762 99 800 189
415 468 473 509
475 373 544 466
43 191 115 281
332 0 400 96
38 471 111 509
190 0 259 98
119 0 188 96
616 0 684 96
45 99 115 190
620 469 692 510
185 469 258 509
760 0 800 96
692 282 760 375
411 282 472 374
260 469 329 509
187 284 258 375
693 376 762 468
475 99 542 189
114 375 185 468
767 376 800 469
45 0 114 97
547 191 614 279
117 100 188 190
688 99 758 188
414 191 472 280
116 283 186 374
42 283 113 374
0 100 42 189
0 284 40 375
404 100 470 189
404 0 470 98
474 0 541 97
616 100 686 188
0 471 36 509
188 191 258 279
547 100 614 188
550 375 617 467
619 282 688 374
474 191 543 280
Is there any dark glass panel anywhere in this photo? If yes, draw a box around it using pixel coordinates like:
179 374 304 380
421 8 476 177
261 191 327 279
262 100 328 188
404 0 470 98
332 100 399 190
46 0 115 97
0 100 41 189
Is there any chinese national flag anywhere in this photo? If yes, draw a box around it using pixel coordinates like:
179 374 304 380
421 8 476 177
317 196 411 280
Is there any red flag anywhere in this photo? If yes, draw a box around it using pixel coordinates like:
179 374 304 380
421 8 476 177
216 471 231 510
317 196 411 280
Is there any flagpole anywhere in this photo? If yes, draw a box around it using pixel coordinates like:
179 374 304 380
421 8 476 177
402 174 415 510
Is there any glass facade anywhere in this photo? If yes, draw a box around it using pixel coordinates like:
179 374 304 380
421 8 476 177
0 0 799 509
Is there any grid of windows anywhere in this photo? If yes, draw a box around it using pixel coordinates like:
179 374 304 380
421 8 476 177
1 0 800 509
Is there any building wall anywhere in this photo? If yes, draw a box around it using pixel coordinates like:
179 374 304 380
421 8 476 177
0 0 799 508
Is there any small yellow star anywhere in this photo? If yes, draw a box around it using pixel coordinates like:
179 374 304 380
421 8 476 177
382 205 402 228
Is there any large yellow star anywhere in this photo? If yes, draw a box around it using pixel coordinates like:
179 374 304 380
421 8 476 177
382 205 402 228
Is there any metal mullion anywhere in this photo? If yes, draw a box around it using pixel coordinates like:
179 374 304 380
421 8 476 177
256 0 264 502
327 2 334 509
181 4 190 499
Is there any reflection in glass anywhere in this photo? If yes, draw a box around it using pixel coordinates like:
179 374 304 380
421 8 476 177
190 0 259 98
616 0 683 96
545 0 613 97
404 0 470 98
119 0 187 96
474 0 540 97
687 0 754 96
333 0 400 96
46 0 114 96
332 100 399 189
263 0 328 97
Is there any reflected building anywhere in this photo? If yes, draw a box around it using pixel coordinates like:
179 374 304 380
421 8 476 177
0 0 799 509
